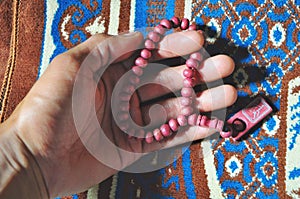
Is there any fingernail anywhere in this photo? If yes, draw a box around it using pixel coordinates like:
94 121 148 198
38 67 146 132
121 31 139 37
197 30 206 39
197 30 203 35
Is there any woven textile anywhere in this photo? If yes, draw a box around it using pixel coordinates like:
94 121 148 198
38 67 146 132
0 0 299 198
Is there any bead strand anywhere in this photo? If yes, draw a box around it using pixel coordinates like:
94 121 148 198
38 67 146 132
119 17 225 143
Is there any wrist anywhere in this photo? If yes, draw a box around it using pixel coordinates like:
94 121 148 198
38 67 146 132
0 120 49 199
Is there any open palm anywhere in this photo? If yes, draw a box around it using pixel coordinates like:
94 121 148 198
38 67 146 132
11 31 236 197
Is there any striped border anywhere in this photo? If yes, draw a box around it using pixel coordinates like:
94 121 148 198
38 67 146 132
285 76 300 197
109 174 118 198
38 0 59 77
87 184 99 199
0 0 20 121
184 0 192 19
281 69 300 198
129 0 136 31
108 0 121 35
201 138 223 198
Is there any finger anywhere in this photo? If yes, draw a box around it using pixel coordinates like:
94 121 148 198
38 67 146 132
138 55 235 102
64 32 144 69
66 34 111 62
152 30 205 60
195 85 237 111
141 85 237 127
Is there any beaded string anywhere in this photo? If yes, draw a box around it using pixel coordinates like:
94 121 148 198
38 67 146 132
119 17 225 143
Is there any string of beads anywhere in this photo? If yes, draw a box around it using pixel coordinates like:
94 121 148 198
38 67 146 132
118 17 225 143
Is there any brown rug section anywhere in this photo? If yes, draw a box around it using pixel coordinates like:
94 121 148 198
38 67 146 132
0 0 12 87
0 0 44 121
0 0 15 120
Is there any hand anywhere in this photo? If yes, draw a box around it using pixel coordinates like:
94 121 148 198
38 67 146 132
0 31 236 198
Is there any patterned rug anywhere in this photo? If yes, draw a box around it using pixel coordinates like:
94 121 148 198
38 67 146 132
1 0 299 198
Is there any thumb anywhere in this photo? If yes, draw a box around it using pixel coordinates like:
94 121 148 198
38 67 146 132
66 32 144 70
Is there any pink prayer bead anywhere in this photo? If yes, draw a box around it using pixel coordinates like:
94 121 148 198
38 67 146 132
168 118 179 132
127 128 135 137
160 19 172 29
154 24 166 35
177 114 187 126
180 18 190 30
188 114 198 125
144 39 156 50
181 106 193 116
153 128 163 141
135 57 148 67
140 49 152 59
129 75 140 84
183 69 194 78
186 58 199 69
196 114 202 126
119 122 129 131
188 24 197 31
160 124 171 137
148 31 161 43
190 52 202 62
207 117 218 129
200 115 209 127
145 132 154 143
216 120 224 132
220 131 232 138
125 85 135 93
118 112 129 121
120 93 131 101
136 129 145 139
171 16 180 28
132 66 143 76
183 78 196 87
120 102 129 111
180 97 192 106
220 125 233 138
181 87 193 97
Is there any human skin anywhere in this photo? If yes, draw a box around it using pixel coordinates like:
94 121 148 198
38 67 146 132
0 31 236 198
